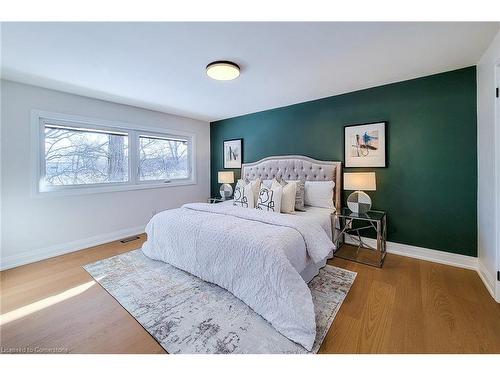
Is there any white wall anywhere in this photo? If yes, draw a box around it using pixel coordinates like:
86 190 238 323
477 29 500 302
0 26 3 269
0 80 210 269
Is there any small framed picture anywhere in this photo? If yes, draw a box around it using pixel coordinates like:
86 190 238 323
223 138 243 169
344 122 387 167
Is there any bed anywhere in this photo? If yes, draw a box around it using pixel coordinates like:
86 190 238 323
142 155 342 351
218 200 336 282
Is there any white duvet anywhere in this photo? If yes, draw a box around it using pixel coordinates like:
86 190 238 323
142 202 335 350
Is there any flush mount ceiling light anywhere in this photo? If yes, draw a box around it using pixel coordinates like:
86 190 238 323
206 61 240 81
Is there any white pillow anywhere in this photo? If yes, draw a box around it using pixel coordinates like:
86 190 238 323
256 183 282 213
304 181 335 209
247 178 261 203
264 177 286 188
272 179 297 213
233 179 255 208
262 179 273 188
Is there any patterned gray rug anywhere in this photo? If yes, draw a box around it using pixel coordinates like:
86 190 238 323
83 249 356 354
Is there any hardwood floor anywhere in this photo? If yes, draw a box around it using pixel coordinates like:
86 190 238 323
1 236 499 353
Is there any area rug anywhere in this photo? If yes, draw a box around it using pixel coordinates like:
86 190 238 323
83 249 356 354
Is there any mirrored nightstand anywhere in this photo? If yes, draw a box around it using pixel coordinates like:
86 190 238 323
333 207 387 268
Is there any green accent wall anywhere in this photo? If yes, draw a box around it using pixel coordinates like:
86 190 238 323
210 67 477 256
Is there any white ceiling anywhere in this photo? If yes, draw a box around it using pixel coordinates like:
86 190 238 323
1 22 498 122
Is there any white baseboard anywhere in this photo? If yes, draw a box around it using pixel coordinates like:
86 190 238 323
497 281 500 303
0 225 145 271
477 260 498 301
344 236 478 270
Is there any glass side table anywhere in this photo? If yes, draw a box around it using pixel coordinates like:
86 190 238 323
333 207 387 268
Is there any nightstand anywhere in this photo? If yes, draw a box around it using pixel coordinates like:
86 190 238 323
207 197 227 204
333 207 387 268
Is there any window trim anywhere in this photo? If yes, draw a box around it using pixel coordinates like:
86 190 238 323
31 110 197 197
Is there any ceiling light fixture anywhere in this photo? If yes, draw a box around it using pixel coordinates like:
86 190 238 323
206 61 240 81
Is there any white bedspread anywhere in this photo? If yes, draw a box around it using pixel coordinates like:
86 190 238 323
291 206 334 239
142 202 335 350
218 201 335 278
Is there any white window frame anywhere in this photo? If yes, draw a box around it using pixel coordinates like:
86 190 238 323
136 131 193 185
31 110 196 197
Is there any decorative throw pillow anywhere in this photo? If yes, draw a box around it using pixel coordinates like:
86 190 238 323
244 177 261 204
275 176 287 186
256 184 282 213
233 179 255 208
304 180 335 209
272 179 297 213
293 179 306 211
262 179 273 188
263 177 286 188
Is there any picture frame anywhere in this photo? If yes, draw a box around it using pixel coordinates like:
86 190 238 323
223 138 243 169
344 122 387 167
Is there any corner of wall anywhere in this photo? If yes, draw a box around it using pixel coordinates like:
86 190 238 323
478 259 497 300
496 280 500 302
476 27 500 303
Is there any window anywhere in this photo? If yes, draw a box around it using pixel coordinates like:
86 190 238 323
44 125 129 186
35 112 195 195
139 135 189 181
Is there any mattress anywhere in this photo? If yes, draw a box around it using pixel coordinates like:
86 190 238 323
217 200 334 282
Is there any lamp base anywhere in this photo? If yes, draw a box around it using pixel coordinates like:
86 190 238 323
347 190 372 214
219 183 233 200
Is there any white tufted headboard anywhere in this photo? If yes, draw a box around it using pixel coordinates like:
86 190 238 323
241 155 342 212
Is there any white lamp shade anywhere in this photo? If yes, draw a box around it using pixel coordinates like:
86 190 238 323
218 171 235 184
344 172 376 191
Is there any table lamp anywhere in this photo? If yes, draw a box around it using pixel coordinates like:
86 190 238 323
344 172 376 214
218 171 235 200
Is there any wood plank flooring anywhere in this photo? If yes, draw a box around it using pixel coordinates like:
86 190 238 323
1 235 499 353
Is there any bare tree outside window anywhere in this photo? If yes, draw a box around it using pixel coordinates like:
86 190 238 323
44 125 128 185
139 136 188 181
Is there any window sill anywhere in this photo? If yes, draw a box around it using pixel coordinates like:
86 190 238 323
33 179 197 198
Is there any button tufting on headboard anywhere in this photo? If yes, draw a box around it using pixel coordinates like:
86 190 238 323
242 159 335 182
